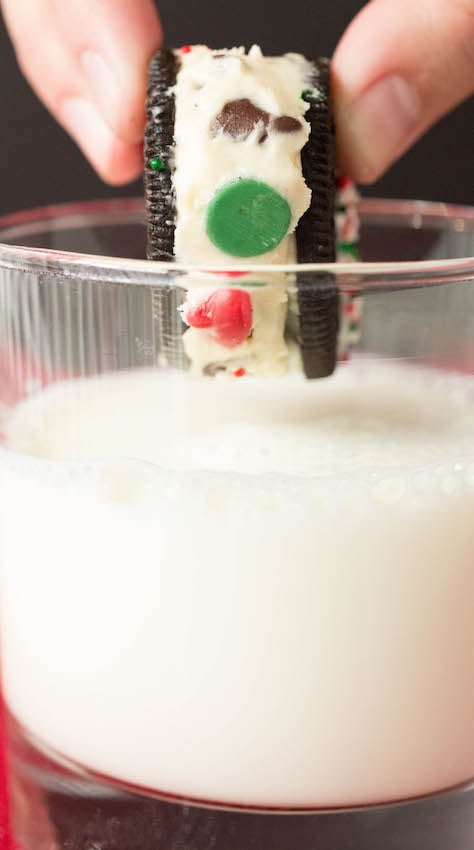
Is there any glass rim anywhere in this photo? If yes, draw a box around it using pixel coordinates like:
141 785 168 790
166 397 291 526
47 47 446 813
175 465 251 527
0 196 473 289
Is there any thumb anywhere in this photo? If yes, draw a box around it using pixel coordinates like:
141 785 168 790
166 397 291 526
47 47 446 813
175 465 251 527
332 0 474 183
3 0 162 184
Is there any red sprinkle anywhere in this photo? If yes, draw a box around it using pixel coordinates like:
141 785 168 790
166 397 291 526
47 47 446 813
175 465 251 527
204 270 247 278
183 289 252 348
180 45 192 54
337 175 351 190
234 368 246 378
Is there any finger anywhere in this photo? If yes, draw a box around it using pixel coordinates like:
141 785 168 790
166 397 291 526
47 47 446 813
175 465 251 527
5 3 141 185
50 0 162 146
3 0 162 184
332 0 474 183
61 98 144 186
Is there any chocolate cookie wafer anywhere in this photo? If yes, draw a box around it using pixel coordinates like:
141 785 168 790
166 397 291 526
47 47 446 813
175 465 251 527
145 48 178 261
145 48 189 368
295 58 339 379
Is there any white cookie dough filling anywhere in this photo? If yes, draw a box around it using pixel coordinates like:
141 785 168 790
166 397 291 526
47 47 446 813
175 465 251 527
173 45 312 265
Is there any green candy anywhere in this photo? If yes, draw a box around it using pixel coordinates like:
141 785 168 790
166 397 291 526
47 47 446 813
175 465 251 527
206 179 291 258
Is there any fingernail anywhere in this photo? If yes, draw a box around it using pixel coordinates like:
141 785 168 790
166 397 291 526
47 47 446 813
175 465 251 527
61 97 114 175
81 50 123 133
348 75 421 182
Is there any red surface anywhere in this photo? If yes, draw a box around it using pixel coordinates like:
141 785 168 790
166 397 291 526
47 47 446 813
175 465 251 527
0 704 14 849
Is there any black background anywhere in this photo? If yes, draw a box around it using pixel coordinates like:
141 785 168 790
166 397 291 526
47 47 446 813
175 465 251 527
0 0 472 217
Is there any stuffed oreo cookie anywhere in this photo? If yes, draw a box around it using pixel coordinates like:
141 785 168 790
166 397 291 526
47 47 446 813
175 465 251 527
145 44 360 379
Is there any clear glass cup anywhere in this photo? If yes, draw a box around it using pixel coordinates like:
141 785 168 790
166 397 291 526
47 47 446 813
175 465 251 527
0 197 473 850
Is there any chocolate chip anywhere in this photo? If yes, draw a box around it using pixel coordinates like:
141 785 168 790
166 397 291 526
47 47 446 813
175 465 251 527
212 99 303 144
271 115 302 134
203 363 227 376
211 98 270 142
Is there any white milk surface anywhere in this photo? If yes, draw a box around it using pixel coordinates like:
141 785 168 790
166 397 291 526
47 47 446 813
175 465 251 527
0 362 474 808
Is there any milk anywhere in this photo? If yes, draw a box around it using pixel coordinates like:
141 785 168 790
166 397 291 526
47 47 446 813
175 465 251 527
0 362 473 809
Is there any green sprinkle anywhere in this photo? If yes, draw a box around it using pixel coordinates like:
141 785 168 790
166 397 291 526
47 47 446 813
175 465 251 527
349 322 360 333
301 89 312 101
338 241 359 259
149 156 164 172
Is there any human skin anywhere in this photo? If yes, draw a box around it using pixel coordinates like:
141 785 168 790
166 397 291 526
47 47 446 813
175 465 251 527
2 0 474 185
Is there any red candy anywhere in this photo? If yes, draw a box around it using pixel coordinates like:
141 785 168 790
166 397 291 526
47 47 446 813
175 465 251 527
234 368 246 378
184 289 252 348
179 45 192 54
183 300 213 329
344 301 356 316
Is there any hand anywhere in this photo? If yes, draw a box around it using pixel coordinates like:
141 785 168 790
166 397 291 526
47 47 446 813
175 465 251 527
2 0 162 184
3 1 473 187
333 0 474 182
